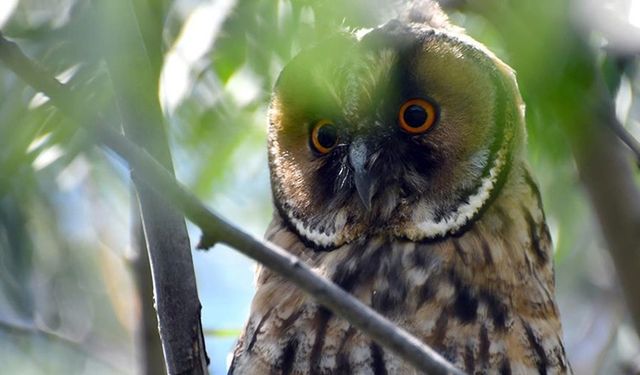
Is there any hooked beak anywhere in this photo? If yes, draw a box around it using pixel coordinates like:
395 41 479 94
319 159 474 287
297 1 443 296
349 138 376 211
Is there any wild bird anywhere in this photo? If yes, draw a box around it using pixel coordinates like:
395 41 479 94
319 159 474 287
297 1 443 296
229 1 571 374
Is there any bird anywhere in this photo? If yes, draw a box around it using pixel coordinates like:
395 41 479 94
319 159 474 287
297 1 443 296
229 1 571 374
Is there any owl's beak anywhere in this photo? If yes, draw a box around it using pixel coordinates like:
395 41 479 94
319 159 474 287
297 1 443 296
349 138 375 211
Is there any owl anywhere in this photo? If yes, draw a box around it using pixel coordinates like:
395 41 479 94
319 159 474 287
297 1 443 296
229 2 570 374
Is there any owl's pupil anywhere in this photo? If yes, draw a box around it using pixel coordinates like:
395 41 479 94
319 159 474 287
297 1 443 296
403 105 428 128
316 124 337 148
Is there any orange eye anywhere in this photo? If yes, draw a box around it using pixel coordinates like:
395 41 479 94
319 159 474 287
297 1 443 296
310 119 338 154
398 98 438 134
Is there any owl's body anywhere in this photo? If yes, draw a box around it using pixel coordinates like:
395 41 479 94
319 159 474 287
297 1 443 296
230 2 570 374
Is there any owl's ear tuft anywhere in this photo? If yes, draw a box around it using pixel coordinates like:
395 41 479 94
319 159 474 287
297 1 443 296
400 0 451 29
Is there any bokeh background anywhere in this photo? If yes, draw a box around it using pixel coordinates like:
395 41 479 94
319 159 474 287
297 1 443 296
0 0 639 374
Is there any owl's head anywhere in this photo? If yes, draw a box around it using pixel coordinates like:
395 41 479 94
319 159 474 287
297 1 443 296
268 10 525 250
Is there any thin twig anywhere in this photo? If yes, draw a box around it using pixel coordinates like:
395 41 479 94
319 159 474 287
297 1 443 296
0 33 464 375
603 55 640 164
607 117 640 164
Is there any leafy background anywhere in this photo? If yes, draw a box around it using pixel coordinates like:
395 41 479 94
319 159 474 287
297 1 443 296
0 0 639 374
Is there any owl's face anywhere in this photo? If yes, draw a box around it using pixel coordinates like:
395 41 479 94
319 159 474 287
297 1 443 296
269 21 524 250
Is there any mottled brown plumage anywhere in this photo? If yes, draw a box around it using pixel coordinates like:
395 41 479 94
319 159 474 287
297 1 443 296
230 2 570 374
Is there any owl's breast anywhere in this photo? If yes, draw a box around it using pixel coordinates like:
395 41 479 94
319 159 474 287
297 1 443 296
230 167 570 374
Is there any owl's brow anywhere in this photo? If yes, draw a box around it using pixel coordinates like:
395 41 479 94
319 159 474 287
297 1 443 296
311 48 397 127
343 49 397 126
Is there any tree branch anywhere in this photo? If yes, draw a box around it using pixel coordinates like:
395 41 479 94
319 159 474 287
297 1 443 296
605 113 640 165
568 81 640 333
90 1 208 373
0 34 464 375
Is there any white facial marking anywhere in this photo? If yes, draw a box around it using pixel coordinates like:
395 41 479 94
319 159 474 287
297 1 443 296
410 144 509 240
288 215 340 248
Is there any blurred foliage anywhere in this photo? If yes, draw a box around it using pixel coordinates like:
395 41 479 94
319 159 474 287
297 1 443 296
0 0 639 374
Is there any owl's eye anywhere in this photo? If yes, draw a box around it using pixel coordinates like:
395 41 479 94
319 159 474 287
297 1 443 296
310 120 338 154
398 98 438 134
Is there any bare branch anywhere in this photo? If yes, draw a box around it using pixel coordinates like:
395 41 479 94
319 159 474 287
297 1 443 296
602 55 640 164
568 85 640 333
0 33 465 375
605 114 640 165
91 0 209 373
